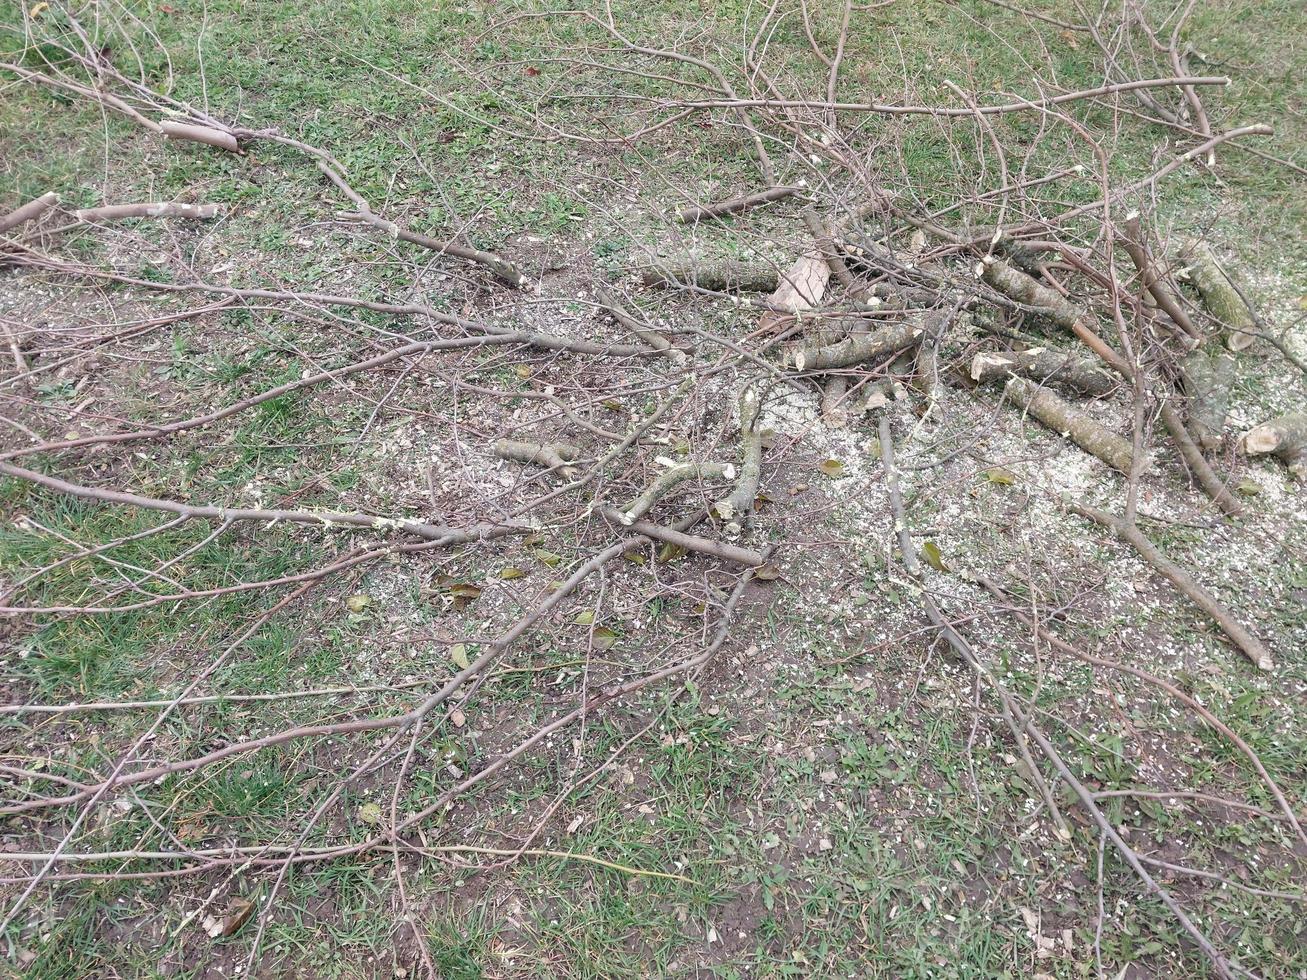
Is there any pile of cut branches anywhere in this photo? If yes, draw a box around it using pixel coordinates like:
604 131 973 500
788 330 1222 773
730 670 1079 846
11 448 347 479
1 3 1303 977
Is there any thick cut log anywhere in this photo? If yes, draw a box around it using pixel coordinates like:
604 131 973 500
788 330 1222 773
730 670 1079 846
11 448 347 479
1181 241 1258 352
980 256 1085 332
993 233 1046 275
1180 350 1235 452
788 317 924 372
970 347 1116 398
1242 413 1307 479
1005 376 1138 474
641 258 779 293
821 376 850 427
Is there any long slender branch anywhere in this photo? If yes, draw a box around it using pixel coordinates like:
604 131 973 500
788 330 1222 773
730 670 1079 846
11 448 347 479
0 461 517 543
877 416 1242 980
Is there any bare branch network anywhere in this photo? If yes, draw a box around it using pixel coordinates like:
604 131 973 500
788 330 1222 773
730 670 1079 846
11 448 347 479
1 2 1303 976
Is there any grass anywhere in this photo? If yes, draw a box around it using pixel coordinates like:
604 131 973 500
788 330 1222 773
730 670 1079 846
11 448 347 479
2 0 1305 976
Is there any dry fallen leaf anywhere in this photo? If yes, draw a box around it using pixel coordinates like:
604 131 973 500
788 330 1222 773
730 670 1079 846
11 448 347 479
656 542 686 563
591 626 620 651
920 540 950 572
818 459 845 478
981 467 1016 486
202 896 255 939
358 802 382 826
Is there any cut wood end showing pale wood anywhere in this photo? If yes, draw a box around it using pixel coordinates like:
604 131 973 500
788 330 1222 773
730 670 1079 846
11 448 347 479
1242 413 1307 479
970 348 1115 398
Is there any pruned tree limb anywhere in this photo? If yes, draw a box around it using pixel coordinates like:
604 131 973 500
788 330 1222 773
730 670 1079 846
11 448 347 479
980 255 1086 334
1180 240 1258 352
0 462 520 544
599 508 763 566
493 439 584 479
971 347 1116 398
316 160 526 288
716 387 764 523
885 422 1248 977
676 185 800 223
594 286 686 365
617 462 735 523
160 120 239 153
877 417 1239 979
0 192 60 235
1180 349 1235 452
74 202 221 222
1120 214 1202 342
1069 501 1274 671
641 258 780 293
1005 377 1139 473
982 256 1241 515
788 317 923 371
